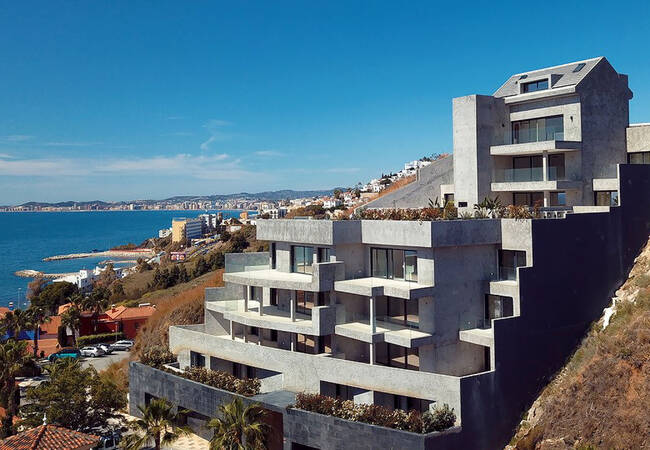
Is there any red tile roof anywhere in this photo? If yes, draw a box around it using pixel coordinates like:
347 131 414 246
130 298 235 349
0 425 99 450
0 307 9 319
104 305 155 321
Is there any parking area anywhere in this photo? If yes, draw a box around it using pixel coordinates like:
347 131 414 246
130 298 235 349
81 349 131 371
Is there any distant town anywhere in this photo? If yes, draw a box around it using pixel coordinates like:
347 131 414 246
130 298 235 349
0 155 446 214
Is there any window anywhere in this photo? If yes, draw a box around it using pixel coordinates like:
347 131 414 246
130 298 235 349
522 79 549 93
296 290 324 316
371 248 418 282
291 246 314 274
550 191 566 206
444 193 454 204
485 295 514 321
386 298 419 328
512 115 563 143
190 351 205 368
393 395 432 413
270 288 278 306
318 247 331 263
376 343 419 371
629 152 650 164
573 63 586 73
547 154 566 181
511 156 543 182
296 333 317 354
499 250 526 281
595 191 619 206
270 243 276 269
513 192 543 207
317 335 332 354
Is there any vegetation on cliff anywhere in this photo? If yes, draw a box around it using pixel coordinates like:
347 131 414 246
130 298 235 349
509 237 650 449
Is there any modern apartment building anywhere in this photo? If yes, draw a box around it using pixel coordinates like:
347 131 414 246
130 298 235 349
171 217 203 243
131 58 650 449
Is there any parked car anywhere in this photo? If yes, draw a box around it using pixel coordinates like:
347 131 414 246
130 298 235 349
80 346 105 358
48 348 81 362
110 340 134 351
92 431 122 450
96 343 113 355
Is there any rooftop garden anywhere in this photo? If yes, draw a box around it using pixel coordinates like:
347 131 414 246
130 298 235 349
291 392 456 434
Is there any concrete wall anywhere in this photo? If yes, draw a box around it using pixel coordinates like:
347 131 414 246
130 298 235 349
257 220 362 246
627 124 650 153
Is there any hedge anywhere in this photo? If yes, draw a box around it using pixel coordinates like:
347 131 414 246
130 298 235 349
160 366 261 397
293 393 456 434
77 332 125 347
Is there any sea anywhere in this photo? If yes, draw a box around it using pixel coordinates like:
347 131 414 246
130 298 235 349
0 210 249 308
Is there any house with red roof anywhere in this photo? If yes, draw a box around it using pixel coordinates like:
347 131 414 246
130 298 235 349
0 425 99 450
58 303 155 339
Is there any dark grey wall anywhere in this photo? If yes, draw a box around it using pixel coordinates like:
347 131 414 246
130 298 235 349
433 164 650 449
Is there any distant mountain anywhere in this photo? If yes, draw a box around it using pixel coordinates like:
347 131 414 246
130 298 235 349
13 189 341 208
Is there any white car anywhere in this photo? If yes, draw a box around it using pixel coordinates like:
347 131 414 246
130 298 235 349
80 346 104 358
110 340 134 351
96 343 113 355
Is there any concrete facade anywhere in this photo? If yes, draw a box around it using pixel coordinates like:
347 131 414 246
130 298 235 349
130 58 650 449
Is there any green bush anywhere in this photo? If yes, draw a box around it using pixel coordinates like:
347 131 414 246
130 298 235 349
160 366 261 397
292 393 456 434
77 332 125 347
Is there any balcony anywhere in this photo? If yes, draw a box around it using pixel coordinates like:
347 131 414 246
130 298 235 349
256 219 362 246
224 260 345 292
334 277 434 300
458 319 494 347
491 166 581 192
335 317 434 348
490 139 581 156
206 299 336 336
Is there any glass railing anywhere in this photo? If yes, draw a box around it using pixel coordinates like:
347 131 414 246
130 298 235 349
493 167 544 183
226 262 270 273
498 266 518 281
459 318 490 331
547 166 566 181
493 131 565 146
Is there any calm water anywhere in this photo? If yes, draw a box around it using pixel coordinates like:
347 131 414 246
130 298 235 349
0 210 246 307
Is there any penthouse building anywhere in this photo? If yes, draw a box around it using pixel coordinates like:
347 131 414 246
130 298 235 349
131 58 650 449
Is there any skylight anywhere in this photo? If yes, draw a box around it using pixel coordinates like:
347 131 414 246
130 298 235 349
573 63 586 73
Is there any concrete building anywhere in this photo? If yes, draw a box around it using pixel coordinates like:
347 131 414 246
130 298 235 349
130 58 650 449
171 217 203 243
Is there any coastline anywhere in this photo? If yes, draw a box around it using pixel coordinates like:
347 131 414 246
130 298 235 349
43 249 155 262
14 270 77 279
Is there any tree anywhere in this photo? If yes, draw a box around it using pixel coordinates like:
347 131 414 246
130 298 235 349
26 305 50 357
26 277 47 303
32 281 79 315
60 306 81 346
207 398 267 450
82 288 110 333
0 340 31 437
21 358 126 432
120 399 190 450
97 263 118 287
0 308 31 340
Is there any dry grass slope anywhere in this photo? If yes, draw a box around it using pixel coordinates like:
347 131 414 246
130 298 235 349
509 237 650 450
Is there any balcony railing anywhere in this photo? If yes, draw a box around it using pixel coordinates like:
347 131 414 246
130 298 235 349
493 131 565 146
494 167 544 183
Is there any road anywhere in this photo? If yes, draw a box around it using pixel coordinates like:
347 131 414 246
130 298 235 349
81 350 131 371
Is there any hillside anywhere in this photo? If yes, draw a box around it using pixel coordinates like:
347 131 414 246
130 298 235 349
508 236 650 449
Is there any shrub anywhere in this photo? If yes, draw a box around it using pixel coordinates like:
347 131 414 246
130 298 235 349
422 404 456 432
165 366 261 397
77 332 125 347
505 205 532 220
139 345 176 369
292 393 455 434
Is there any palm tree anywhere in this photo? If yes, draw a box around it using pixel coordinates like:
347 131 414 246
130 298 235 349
0 340 31 437
81 290 109 334
0 309 31 340
207 398 267 450
60 306 81 347
120 399 190 450
26 305 50 357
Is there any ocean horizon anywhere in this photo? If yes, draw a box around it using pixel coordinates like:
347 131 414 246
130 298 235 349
0 209 249 308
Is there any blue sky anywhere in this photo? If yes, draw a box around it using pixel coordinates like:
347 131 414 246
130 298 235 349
1 1 649 204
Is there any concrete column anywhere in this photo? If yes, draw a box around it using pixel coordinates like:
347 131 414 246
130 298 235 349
244 285 251 312
290 291 296 322
542 152 548 182
230 321 235 340
369 342 375 365
543 191 550 207
369 297 376 334
290 333 296 351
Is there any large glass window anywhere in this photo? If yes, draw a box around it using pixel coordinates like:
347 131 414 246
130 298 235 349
513 192 544 207
499 250 527 281
595 191 619 206
190 351 205 368
270 243 276 269
317 247 331 263
512 156 543 182
296 333 317 354
485 295 514 321
376 343 419 371
629 152 650 164
522 79 549 93
291 246 314 274
371 248 418 282
512 115 563 144
386 298 419 328
550 191 566 206
547 154 566 180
